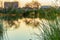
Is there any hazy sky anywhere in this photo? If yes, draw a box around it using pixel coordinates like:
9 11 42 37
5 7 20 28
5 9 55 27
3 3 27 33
20 0 60 7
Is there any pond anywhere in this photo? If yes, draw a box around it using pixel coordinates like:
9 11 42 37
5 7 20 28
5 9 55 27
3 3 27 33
0 16 60 40
0 18 44 40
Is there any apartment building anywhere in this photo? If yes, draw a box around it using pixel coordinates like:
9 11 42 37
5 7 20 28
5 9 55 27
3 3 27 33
0 0 21 8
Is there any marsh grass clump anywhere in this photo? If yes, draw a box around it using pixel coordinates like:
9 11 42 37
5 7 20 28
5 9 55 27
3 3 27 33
0 20 3 40
42 18 60 40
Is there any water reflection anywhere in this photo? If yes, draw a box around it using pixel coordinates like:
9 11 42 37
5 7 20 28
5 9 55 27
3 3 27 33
3 18 41 29
0 16 60 40
0 18 42 40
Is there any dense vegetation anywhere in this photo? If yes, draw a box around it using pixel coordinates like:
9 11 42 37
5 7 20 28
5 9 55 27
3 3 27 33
0 6 60 21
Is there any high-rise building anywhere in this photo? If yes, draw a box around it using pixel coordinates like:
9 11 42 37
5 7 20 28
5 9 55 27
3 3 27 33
4 2 18 9
0 0 21 8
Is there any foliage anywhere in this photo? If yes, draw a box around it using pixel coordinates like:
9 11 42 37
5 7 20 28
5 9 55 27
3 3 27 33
0 6 60 21
38 7 58 20
42 19 60 40
0 20 3 40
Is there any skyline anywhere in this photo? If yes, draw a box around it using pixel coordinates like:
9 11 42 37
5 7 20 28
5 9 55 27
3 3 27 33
0 0 60 8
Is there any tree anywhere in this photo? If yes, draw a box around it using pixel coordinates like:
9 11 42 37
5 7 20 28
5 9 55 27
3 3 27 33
25 1 41 9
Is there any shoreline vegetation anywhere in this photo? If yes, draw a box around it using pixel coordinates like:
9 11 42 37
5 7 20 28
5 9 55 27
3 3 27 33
0 6 60 21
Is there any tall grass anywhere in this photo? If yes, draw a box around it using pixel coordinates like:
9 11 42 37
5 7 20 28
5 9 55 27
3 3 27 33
42 17 60 40
0 19 3 40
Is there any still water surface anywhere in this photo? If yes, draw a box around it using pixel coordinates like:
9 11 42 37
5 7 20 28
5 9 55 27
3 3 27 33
3 18 43 40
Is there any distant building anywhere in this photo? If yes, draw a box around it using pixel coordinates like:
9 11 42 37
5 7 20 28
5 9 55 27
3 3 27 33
40 6 52 9
4 2 18 9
